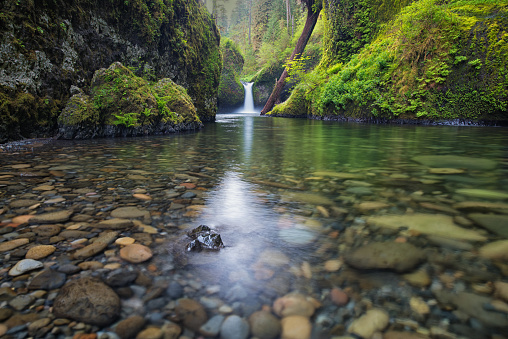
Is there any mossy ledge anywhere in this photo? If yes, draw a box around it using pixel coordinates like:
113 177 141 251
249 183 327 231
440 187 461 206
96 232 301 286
0 0 220 143
270 0 508 124
57 62 202 139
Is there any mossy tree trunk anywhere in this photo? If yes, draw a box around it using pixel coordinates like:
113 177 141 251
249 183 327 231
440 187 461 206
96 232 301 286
260 0 322 115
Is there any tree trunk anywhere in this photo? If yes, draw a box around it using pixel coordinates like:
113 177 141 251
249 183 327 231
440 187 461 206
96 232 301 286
260 2 321 115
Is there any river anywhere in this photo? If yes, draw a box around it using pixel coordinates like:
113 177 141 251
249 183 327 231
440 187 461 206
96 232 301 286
0 113 508 338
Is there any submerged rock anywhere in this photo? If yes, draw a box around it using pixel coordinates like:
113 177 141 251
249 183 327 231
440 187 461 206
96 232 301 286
53 277 121 327
345 242 425 273
186 225 225 251
366 213 487 241
412 155 497 170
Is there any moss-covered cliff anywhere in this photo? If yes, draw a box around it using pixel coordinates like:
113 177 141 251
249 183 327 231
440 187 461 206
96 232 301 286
270 0 508 124
0 0 221 142
218 38 245 109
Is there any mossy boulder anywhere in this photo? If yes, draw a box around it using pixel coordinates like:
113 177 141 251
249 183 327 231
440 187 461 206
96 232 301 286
0 0 220 143
218 39 245 109
58 62 201 139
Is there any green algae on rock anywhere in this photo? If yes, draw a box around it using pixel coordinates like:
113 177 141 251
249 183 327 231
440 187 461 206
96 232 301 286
58 63 202 139
366 213 488 241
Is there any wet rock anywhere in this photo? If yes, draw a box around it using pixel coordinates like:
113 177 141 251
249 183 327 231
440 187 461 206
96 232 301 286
345 242 425 273
9 199 40 208
356 201 390 213
30 210 73 224
115 315 146 339
220 315 249 339
348 309 389 338
53 277 121 327
330 288 349 306
434 290 508 328
111 207 150 219
366 213 487 241
9 294 35 311
27 317 51 337
273 293 319 318
105 269 139 287
468 214 508 238
120 243 153 263
412 155 497 170
32 224 62 237
257 249 290 267
478 240 508 261
494 281 508 302
161 322 181 339
25 245 56 259
166 281 184 299
280 315 312 339
186 225 224 251
249 311 281 339
28 269 66 290
384 331 429 339
456 189 508 200
0 238 29 252
278 228 317 246
199 315 225 337
402 269 431 288
175 298 208 331
9 258 44 276
73 231 118 260
116 237 136 245
283 192 334 205
136 327 162 339
96 218 134 230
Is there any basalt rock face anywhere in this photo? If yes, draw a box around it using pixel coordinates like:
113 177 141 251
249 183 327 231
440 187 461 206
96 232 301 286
0 0 221 143
218 39 244 109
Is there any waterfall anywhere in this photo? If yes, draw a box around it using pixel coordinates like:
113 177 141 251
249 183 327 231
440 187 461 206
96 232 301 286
241 82 255 113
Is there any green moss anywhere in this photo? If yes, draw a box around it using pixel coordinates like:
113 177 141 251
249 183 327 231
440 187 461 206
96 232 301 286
218 38 245 108
0 87 60 142
313 0 508 122
58 62 200 130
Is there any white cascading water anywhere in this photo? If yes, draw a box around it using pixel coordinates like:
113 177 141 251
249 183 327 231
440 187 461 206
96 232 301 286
241 82 255 113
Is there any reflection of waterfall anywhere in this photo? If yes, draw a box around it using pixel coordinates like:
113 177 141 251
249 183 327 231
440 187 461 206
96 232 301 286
241 82 255 113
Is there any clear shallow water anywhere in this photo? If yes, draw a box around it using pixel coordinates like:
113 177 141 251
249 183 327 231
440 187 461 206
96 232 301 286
1 113 508 337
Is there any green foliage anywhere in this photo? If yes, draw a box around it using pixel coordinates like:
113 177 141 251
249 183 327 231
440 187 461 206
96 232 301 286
284 54 311 86
312 0 508 121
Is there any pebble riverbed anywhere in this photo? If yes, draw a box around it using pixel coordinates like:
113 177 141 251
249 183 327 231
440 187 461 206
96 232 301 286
1 116 508 339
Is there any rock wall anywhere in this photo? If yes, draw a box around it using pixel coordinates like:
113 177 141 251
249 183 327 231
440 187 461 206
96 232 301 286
218 39 244 109
0 0 221 142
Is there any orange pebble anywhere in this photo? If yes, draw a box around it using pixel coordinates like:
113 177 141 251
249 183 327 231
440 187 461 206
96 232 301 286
394 237 407 243
147 264 158 272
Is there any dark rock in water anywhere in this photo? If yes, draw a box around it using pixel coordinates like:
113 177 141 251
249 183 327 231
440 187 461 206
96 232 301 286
104 269 139 287
53 277 121 327
28 269 66 290
186 225 225 252
115 315 146 339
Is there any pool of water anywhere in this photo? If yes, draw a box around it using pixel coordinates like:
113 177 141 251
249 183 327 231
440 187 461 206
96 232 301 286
1 113 508 338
